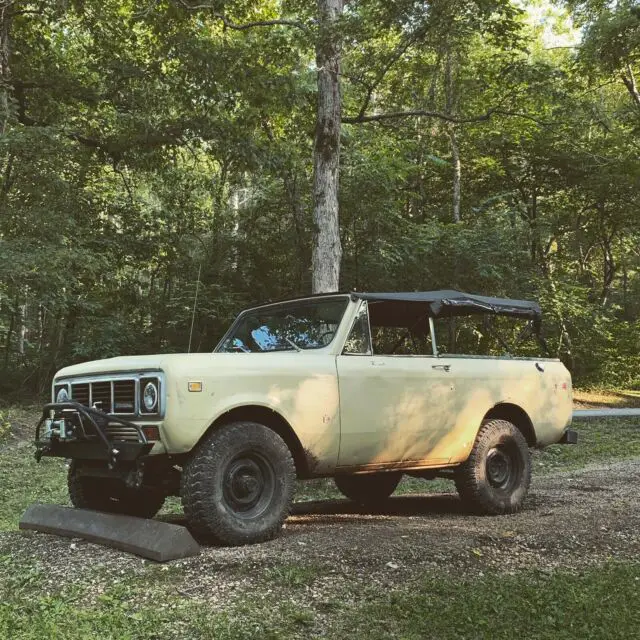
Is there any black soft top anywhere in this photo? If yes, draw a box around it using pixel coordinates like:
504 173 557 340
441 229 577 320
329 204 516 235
352 290 541 321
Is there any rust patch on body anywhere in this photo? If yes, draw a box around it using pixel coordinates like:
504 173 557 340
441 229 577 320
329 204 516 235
303 447 322 474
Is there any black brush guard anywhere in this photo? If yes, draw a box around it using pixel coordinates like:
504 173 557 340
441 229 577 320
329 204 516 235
35 402 153 468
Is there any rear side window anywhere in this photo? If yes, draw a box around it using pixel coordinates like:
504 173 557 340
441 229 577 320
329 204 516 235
433 315 544 357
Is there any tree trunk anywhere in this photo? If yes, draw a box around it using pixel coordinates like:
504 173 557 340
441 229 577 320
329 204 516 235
17 292 26 357
448 124 461 223
3 298 15 369
0 1 11 134
312 0 343 294
444 50 461 223
621 64 640 111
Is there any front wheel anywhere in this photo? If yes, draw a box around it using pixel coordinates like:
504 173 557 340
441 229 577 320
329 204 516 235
454 419 531 515
181 421 296 546
334 472 401 505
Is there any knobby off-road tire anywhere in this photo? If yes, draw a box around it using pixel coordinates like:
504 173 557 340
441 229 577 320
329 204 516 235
454 419 531 515
68 462 165 519
181 421 296 546
334 472 402 505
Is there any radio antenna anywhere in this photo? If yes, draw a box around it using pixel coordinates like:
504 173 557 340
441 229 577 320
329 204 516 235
188 263 202 354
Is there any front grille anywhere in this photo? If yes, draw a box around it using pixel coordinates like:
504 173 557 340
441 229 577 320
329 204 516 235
71 383 90 406
70 379 136 415
113 380 136 414
104 423 142 442
91 382 111 412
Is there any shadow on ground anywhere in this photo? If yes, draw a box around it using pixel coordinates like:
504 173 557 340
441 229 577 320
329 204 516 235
160 494 471 530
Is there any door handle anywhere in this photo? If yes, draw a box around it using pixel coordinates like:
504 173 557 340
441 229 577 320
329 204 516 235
371 361 386 367
432 364 451 372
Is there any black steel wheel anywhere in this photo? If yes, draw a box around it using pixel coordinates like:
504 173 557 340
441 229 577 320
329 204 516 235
454 419 531 515
334 472 401 505
181 421 296 546
222 452 276 519
68 462 165 519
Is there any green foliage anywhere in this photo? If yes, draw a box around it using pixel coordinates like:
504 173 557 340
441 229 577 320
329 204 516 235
0 0 638 396
0 412 9 442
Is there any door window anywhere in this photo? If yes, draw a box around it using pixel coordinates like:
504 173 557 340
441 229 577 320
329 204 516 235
368 300 434 356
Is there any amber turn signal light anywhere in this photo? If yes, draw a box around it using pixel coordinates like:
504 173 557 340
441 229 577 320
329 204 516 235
142 426 160 441
188 381 203 392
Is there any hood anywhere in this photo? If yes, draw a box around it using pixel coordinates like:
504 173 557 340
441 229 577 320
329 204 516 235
55 354 201 379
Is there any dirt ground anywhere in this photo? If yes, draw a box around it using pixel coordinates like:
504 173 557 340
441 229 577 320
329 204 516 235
2 458 639 612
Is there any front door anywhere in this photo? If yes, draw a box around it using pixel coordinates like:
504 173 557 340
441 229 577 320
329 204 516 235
335 300 457 470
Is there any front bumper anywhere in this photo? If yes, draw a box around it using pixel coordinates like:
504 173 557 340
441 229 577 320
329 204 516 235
558 428 578 445
35 402 153 467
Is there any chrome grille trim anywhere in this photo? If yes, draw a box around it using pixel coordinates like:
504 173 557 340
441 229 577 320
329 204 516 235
56 371 165 418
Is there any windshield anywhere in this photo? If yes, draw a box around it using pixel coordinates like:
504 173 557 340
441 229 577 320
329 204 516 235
217 297 349 353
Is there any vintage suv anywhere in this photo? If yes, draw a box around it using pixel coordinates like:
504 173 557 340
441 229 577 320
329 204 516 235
35 291 577 545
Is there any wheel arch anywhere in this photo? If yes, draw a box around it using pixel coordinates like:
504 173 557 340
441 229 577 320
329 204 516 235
196 405 310 478
482 402 536 446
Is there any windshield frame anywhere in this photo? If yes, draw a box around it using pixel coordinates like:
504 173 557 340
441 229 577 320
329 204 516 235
213 294 352 354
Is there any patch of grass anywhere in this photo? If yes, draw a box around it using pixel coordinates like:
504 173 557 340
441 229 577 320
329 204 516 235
0 411 11 444
394 475 454 495
0 443 69 532
0 406 40 445
294 477 341 502
0 554 319 640
533 417 640 474
1 550 638 639
338 563 640 640
263 563 321 588
573 388 640 409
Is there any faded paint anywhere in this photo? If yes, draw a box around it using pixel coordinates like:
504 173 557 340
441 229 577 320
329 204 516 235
52 296 573 476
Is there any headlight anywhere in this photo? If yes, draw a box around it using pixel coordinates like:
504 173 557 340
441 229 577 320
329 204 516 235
143 381 159 412
56 386 70 403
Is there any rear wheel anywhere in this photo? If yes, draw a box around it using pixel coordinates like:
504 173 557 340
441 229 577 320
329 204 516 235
454 419 531 515
334 472 401 505
181 421 296 546
68 462 165 519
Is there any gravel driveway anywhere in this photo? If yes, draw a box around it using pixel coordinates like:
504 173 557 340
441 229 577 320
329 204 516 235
2 458 638 609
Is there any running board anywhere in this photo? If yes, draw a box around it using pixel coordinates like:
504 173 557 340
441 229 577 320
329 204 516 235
19 504 201 562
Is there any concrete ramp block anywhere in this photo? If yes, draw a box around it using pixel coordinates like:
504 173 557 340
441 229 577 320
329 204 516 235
19 504 200 562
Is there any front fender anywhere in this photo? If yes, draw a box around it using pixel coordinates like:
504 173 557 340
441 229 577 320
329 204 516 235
161 377 341 474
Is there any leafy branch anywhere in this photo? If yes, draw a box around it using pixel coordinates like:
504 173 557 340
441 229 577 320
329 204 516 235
174 0 308 32
342 107 557 126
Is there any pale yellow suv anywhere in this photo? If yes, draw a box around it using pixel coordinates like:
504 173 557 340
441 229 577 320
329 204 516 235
36 291 576 545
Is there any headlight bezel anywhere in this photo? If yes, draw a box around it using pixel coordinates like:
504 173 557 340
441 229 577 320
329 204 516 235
54 383 70 404
140 377 161 415
142 381 159 413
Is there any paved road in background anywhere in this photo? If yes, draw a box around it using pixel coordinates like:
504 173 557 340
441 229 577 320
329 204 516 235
573 408 640 418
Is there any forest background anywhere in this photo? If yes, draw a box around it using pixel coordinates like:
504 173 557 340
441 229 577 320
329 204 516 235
0 0 638 398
